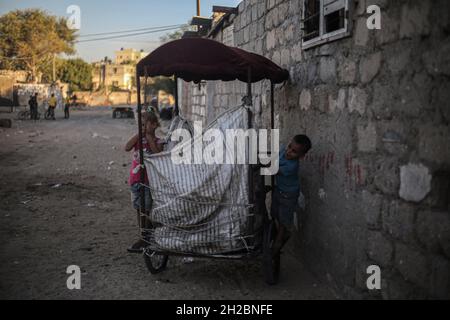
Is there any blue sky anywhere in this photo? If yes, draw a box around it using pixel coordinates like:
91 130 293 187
0 0 242 62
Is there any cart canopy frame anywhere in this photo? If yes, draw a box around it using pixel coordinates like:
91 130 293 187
136 37 289 84
135 37 288 258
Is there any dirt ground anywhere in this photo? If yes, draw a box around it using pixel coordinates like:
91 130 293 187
0 108 335 300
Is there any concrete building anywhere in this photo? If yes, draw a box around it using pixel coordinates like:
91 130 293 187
92 48 148 90
179 0 450 299
114 48 147 65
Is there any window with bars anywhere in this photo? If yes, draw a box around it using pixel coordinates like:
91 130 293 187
302 0 352 49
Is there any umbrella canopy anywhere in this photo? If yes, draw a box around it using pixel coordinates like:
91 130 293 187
136 38 289 84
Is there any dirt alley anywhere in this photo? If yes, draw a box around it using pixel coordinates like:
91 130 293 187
0 108 335 300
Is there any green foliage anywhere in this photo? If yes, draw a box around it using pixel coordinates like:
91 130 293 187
0 9 77 82
148 77 175 95
56 58 93 92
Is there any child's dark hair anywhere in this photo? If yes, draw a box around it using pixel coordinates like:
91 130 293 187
294 135 312 154
159 107 173 121
144 111 158 123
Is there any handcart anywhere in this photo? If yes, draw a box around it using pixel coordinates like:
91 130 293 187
135 38 289 285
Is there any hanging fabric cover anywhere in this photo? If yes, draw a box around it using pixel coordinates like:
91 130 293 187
143 105 262 255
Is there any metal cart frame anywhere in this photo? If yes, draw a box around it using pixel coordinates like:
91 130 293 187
134 38 288 285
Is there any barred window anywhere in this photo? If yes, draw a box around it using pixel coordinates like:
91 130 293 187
303 0 321 42
302 0 352 49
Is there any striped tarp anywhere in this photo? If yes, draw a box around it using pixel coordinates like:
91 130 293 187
143 106 259 256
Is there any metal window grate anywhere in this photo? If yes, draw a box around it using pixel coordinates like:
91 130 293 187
302 0 351 49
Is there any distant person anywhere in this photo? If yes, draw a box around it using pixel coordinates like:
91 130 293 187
28 95 34 119
29 93 38 120
64 95 71 119
125 112 164 253
72 94 77 106
48 93 57 120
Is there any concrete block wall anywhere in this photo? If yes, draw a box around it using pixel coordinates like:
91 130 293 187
184 0 450 299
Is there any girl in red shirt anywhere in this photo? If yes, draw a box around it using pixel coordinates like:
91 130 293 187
125 112 163 253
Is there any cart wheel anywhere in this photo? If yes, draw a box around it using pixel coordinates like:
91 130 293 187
17 111 27 120
263 220 280 285
44 110 51 120
144 248 168 274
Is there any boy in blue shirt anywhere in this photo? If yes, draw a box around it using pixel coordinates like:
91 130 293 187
271 134 312 256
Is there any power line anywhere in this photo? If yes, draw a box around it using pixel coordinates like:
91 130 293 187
78 24 186 38
76 26 183 43
108 39 162 44
0 24 186 60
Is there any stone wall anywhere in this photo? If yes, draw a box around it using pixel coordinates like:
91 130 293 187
0 75 15 107
183 0 450 299
0 70 30 107
72 90 138 106
179 81 210 125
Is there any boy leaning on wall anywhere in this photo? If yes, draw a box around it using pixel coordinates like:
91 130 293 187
271 134 312 257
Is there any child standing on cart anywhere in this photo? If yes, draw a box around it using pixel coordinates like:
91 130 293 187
125 111 163 253
271 135 312 257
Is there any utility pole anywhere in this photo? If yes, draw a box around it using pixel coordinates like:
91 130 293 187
52 53 56 83
197 0 200 16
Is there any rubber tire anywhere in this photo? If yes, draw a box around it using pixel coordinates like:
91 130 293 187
263 220 280 285
44 110 52 120
112 110 117 119
144 249 168 274
18 111 27 120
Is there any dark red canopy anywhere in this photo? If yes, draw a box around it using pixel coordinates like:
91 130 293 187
136 38 289 84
